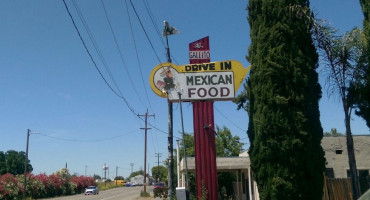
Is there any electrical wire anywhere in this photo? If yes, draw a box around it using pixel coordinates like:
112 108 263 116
142 0 165 48
63 0 168 137
128 0 163 64
123 0 153 112
71 0 123 98
214 105 247 133
37 130 137 142
101 0 147 108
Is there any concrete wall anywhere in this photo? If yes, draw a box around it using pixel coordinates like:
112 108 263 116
322 135 370 178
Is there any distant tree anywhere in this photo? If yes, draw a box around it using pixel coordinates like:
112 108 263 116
239 1 326 199
93 174 101 180
215 126 243 157
0 150 33 175
114 176 125 180
128 170 145 179
324 128 344 136
0 151 6 174
151 165 167 182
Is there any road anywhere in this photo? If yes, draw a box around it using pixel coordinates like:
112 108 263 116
43 186 160 200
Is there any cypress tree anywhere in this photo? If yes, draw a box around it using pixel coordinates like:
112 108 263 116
356 0 370 128
246 1 325 199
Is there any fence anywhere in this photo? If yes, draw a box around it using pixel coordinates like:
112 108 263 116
323 176 353 200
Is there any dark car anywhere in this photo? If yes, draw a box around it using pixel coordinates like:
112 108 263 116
84 186 99 195
154 182 166 189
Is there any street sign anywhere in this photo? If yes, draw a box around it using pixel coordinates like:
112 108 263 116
149 60 250 101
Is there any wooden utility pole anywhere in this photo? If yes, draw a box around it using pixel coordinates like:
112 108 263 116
155 153 162 182
138 110 155 193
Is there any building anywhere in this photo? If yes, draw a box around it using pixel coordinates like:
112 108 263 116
179 135 370 200
322 135 370 194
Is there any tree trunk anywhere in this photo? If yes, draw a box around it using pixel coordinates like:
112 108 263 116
344 100 361 199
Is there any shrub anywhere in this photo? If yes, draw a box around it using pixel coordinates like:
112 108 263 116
0 173 21 200
153 187 168 199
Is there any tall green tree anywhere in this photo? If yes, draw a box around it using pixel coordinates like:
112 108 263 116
354 0 370 128
241 1 326 199
0 150 32 175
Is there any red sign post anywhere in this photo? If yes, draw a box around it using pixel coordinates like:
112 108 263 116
189 36 218 200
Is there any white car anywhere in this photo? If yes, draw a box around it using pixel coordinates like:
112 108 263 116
84 186 99 195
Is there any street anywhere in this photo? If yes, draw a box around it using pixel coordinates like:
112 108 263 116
43 186 159 200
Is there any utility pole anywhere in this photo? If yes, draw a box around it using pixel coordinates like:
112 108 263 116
176 140 180 187
155 153 162 182
116 166 118 185
23 129 30 200
130 163 134 175
138 110 155 193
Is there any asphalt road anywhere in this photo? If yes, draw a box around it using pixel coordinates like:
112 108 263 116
43 186 159 200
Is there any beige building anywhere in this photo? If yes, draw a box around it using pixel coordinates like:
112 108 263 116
179 135 370 200
322 135 370 179
322 135 370 195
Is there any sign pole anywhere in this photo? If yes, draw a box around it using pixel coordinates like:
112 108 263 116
189 36 218 200
164 21 174 199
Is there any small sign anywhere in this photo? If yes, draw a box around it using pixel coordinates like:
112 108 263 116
189 36 210 64
149 60 250 101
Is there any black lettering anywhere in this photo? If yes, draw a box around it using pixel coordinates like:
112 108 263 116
186 76 194 85
224 61 232 70
185 65 191 71
200 76 208 85
225 75 232 84
210 75 217 85
195 76 202 85
192 65 198 71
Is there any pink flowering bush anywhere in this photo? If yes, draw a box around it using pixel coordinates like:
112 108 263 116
0 170 95 199
70 175 94 194
0 173 21 200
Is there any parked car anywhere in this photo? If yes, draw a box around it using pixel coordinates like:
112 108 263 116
125 182 132 187
84 186 99 195
154 182 166 189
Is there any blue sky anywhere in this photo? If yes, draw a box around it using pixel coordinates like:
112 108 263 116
0 0 368 179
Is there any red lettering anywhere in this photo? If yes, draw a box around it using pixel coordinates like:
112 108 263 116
209 87 218 97
188 88 196 97
197 88 207 97
220 87 230 97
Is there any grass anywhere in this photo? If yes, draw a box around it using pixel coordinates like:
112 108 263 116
97 182 125 191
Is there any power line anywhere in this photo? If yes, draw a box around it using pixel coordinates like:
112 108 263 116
37 130 137 142
63 0 138 116
142 0 165 48
63 0 168 137
101 0 147 108
128 0 163 64
71 0 124 97
123 0 153 112
214 105 247 133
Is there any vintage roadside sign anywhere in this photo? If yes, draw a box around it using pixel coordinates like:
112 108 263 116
149 60 250 101
189 36 210 64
